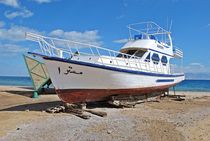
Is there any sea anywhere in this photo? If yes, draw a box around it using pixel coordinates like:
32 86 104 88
0 76 210 92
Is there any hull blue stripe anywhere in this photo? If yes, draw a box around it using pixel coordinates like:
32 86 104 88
42 56 184 78
156 79 174 82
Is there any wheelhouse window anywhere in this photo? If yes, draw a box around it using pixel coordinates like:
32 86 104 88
134 34 142 40
134 50 146 58
149 35 156 40
161 56 168 66
121 49 137 58
134 34 150 40
117 49 146 58
126 50 137 56
144 53 151 62
152 53 160 64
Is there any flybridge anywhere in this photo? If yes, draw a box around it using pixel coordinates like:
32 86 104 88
127 21 173 48
128 21 170 35
125 22 183 58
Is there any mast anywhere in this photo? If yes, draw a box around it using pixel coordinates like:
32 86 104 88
168 32 173 48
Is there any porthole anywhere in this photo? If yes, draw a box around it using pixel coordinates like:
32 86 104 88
161 56 168 66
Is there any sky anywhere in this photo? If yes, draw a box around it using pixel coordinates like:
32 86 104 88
0 0 210 79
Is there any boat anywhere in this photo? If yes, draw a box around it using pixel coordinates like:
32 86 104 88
26 21 185 104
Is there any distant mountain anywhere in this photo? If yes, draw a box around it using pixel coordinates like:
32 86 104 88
185 73 210 80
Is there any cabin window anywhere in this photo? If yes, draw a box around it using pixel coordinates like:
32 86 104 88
134 34 150 40
124 50 138 58
152 53 160 64
117 49 146 58
134 34 142 40
134 50 146 58
161 56 168 66
126 50 137 55
116 54 123 57
150 35 156 40
144 53 150 62
116 53 129 58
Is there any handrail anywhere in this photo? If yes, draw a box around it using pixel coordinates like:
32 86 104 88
26 32 183 75
26 32 142 60
173 46 183 58
127 21 170 35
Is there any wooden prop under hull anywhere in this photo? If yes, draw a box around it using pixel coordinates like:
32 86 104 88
56 84 176 104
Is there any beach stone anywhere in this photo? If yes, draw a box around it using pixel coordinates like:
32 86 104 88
16 128 20 130
107 130 112 134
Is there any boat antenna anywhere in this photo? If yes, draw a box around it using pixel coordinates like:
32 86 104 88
169 20 173 33
166 17 169 31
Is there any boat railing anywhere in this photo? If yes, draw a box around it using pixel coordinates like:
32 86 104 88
26 32 176 74
127 21 172 47
170 64 183 74
173 47 183 58
127 21 169 36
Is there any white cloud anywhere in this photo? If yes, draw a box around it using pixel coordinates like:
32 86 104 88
184 63 210 73
4 8 33 19
1 0 56 19
113 38 128 43
0 22 40 56
189 63 203 66
49 29 63 36
0 0 33 19
0 0 19 7
0 21 102 56
0 43 29 56
31 0 54 4
0 24 40 42
49 29 102 46
0 22 102 45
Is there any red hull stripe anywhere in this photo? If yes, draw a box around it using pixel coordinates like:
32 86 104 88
56 84 176 103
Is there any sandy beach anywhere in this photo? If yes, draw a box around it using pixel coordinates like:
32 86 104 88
1 86 210 141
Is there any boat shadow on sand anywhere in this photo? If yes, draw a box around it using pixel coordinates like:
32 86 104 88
0 100 117 112
0 101 63 112
3 90 34 97
0 86 117 112
2 87 56 98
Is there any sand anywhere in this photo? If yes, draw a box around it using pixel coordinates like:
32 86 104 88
0 86 210 141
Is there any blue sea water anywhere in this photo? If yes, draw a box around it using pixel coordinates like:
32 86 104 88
0 76 210 92
174 80 210 92
0 76 32 86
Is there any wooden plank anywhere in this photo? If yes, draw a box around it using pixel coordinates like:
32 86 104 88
84 109 107 117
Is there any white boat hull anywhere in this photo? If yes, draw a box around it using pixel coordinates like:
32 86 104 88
43 57 185 103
